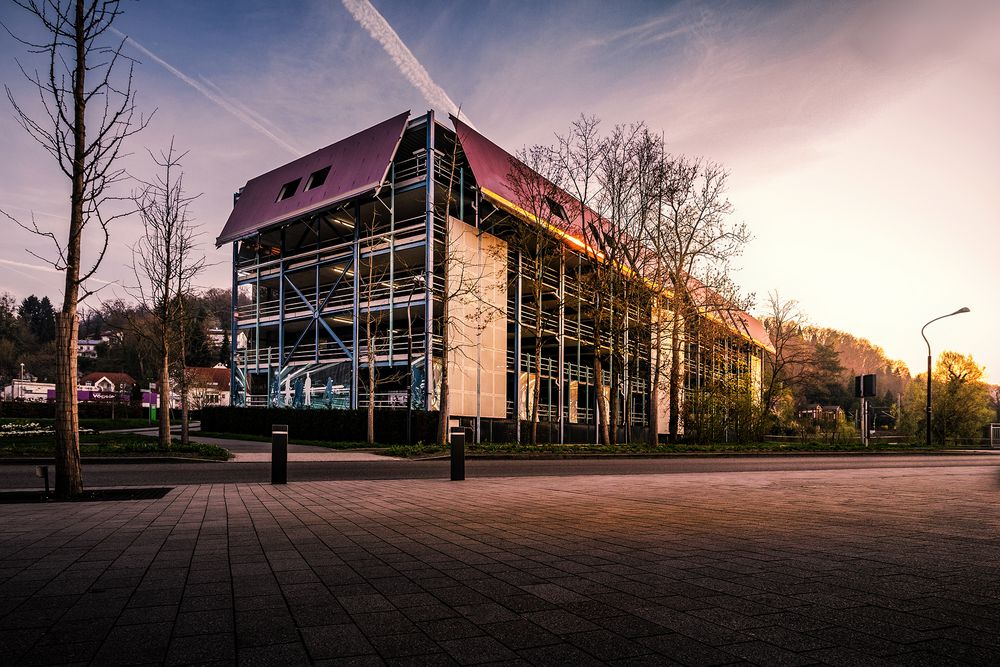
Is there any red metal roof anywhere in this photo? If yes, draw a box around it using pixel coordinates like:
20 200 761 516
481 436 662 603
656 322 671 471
216 111 410 245
451 115 596 241
451 115 773 353
81 372 136 386
187 366 231 387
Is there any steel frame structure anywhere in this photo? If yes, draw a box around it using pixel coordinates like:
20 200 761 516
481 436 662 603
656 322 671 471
225 111 766 443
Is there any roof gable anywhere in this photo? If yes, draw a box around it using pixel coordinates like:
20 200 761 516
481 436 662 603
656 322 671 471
216 111 410 245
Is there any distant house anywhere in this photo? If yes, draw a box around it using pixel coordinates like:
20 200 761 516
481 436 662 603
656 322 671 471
185 365 231 408
798 405 844 422
207 327 226 347
77 339 103 359
2 379 54 402
80 372 136 396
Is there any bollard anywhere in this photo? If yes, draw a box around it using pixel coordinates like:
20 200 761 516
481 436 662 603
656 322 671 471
34 465 49 497
271 424 288 484
450 426 465 481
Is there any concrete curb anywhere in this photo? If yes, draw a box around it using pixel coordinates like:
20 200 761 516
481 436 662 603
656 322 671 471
0 456 224 465
407 449 1000 461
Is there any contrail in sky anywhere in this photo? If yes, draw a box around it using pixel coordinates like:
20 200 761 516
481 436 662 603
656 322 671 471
0 258 115 285
111 28 302 156
340 0 475 128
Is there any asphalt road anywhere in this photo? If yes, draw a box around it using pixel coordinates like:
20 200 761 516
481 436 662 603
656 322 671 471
2 453 1000 490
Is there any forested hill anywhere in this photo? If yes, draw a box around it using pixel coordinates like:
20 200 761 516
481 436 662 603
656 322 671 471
797 326 911 407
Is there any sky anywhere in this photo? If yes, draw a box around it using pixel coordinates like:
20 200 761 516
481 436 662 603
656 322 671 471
0 0 997 382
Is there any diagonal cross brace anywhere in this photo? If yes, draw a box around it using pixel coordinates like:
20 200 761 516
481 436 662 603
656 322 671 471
281 260 354 365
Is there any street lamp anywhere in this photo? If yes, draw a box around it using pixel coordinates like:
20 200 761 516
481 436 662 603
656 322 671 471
920 307 970 447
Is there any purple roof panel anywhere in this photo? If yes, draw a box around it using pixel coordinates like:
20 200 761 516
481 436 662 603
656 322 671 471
451 115 597 240
216 111 410 245
451 115 773 353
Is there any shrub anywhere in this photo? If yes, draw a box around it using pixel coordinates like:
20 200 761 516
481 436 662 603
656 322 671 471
200 406 439 444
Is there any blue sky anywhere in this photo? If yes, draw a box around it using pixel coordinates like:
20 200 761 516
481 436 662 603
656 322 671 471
1 0 997 383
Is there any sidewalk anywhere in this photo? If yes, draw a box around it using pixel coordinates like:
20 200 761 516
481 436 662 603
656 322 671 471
2 464 999 665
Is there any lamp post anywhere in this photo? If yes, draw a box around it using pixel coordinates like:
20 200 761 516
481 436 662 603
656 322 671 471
920 307 970 447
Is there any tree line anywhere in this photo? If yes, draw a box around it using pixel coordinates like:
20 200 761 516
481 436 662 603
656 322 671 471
760 292 998 443
0 289 232 390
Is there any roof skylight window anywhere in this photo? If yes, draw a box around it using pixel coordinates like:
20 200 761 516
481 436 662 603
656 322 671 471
305 166 331 191
545 196 568 222
276 178 301 202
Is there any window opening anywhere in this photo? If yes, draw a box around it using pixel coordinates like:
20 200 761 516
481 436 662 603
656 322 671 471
545 196 568 222
276 178 301 202
305 166 331 191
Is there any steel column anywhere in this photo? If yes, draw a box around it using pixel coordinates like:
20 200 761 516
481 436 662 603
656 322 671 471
352 201 361 410
557 252 565 444
230 242 239 403
473 184 481 444
514 251 522 444
423 111 435 411
388 164 395 363
254 232 261 374
277 228 286 405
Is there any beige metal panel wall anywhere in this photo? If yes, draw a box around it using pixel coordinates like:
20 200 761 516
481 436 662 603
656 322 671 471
651 306 684 435
446 217 508 418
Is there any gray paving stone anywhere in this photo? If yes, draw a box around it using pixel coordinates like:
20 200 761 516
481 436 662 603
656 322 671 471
1 464 999 666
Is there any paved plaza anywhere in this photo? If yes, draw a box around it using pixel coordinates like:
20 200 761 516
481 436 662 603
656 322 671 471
2 461 999 665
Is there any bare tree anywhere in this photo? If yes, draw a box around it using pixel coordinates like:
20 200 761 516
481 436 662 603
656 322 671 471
2 0 147 496
503 146 574 445
127 141 202 449
653 156 752 442
593 122 659 445
553 116 614 445
358 208 406 446
759 291 813 436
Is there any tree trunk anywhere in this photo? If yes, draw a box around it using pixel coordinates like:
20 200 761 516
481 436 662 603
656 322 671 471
367 357 375 446
648 315 663 446
609 361 620 446
531 331 542 446
159 347 171 449
668 308 682 443
436 229 450 446
52 0 89 498
594 354 610 446
54 313 82 497
180 369 189 447
436 297 450 446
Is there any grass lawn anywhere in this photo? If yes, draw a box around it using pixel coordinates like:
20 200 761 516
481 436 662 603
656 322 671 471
1 417 155 431
0 425 231 461
382 439 956 458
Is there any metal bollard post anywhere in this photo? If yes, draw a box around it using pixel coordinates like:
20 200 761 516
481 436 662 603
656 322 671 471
450 426 465 481
271 424 288 484
34 465 49 497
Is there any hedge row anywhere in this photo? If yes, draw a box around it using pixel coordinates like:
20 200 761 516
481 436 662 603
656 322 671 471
0 400 149 419
199 406 440 444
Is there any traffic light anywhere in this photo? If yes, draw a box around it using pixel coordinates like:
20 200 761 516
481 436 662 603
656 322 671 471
854 374 877 398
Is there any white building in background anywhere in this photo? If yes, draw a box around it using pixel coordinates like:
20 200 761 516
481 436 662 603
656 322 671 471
2 379 54 402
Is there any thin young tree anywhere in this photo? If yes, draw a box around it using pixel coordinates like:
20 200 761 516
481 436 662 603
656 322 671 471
758 291 813 437
2 0 147 496
504 146 574 445
433 133 503 445
128 141 202 449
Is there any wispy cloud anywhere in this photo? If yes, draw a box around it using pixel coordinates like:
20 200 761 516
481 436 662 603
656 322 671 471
585 7 707 51
111 27 302 156
340 0 474 127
